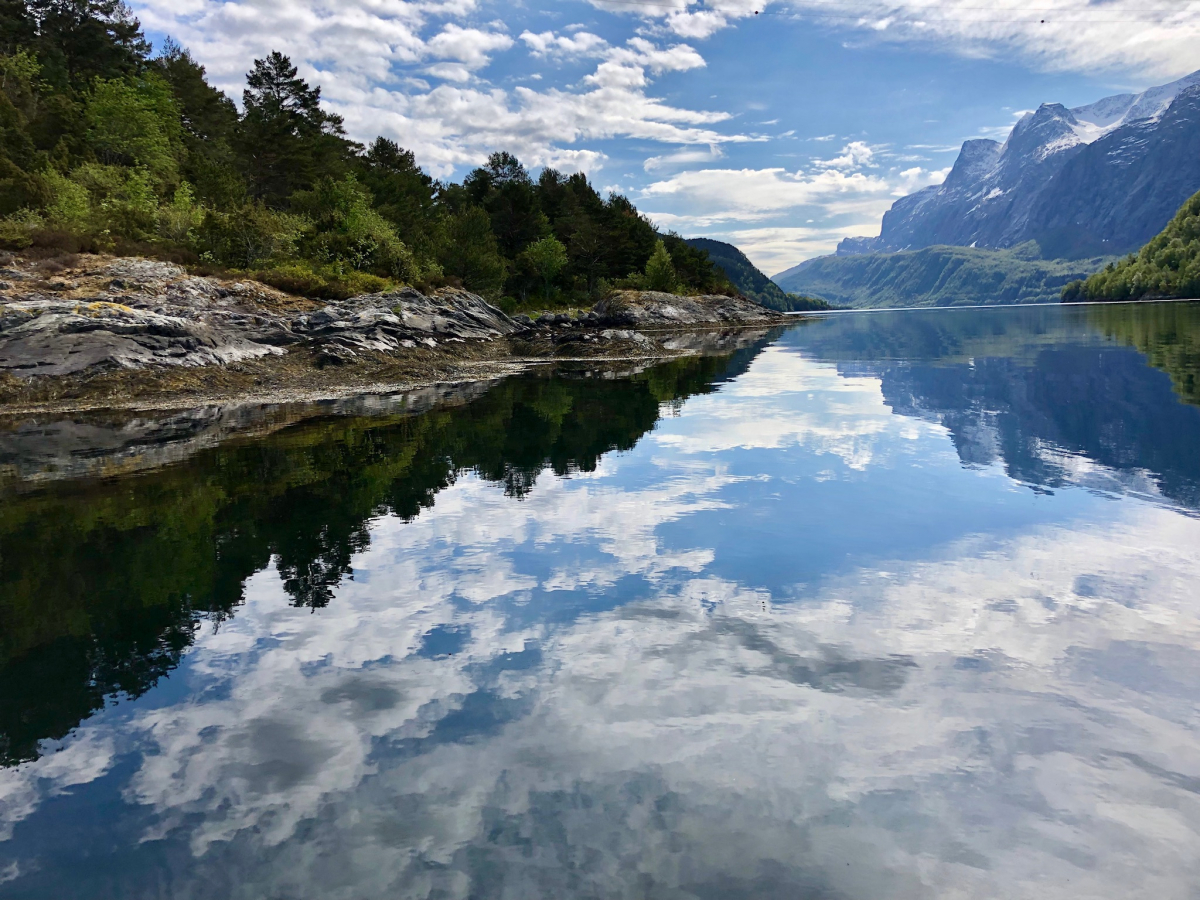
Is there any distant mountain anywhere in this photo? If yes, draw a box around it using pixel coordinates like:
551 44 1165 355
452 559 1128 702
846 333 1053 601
839 70 1200 259
774 243 1112 308
685 238 829 311
1064 189 1200 301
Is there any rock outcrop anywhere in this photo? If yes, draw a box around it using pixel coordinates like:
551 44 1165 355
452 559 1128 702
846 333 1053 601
593 291 784 329
0 256 520 378
0 256 788 400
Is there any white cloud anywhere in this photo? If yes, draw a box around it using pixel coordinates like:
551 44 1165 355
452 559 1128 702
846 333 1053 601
639 164 945 224
639 162 947 268
519 29 608 59
425 23 513 68
643 145 724 172
591 0 771 40
589 0 1200 76
133 1 755 177
777 0 1200 79
817 140 878 169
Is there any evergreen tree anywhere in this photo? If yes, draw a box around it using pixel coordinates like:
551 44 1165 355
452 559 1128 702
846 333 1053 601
28 0 150 90
152 41 242 204
358 137 436 255
644 239 677 292
464 151 545 259
238 51 352 204
0 6 738 307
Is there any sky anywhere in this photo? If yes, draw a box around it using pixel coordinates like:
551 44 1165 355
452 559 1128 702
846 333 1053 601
129 0 1200 276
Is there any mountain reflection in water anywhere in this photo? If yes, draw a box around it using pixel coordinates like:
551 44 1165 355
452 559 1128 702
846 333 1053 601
2 303 1200 899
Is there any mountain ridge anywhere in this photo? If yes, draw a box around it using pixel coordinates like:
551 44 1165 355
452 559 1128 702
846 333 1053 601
774 244 1113 308
835 70 1200 260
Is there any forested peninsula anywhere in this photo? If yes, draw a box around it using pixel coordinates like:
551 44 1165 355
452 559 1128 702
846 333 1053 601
0 1 796 412
0 1 736 306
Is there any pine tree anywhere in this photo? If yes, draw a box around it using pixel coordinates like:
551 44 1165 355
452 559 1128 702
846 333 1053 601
238 52 351 204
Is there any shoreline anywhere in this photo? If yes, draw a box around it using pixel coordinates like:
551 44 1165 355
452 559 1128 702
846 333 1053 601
0 254 790 417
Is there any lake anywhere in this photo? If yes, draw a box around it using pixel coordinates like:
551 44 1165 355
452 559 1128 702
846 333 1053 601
3 301 1200 898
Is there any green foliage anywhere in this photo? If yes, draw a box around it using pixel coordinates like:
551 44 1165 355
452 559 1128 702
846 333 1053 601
86 74 182 183
292 174 418 281
439 205 507 297
784 293 833 311
684 236 798 308
157 180 201 243
250 260 392 301
777 244 1116 309
0 350 761 765
1064 190 1200 302
238 51 350 205
644 239 678 292
519 235 568 300
196 201 305 268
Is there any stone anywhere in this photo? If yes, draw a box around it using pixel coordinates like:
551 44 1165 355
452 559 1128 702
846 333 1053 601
592 291 784 329
0 256 520 379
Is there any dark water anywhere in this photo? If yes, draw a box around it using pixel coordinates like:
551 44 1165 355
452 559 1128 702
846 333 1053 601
3 302 1200 898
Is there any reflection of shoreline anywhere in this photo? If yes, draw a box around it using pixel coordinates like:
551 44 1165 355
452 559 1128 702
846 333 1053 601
0 329 781 488
0 380 499 487
784 303 1200 510
788 297 1198 315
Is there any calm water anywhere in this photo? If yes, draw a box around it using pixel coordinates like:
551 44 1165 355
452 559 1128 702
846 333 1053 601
3 302 1200 898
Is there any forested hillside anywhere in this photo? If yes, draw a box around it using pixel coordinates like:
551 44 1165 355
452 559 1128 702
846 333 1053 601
684 238 830 311
1063 190 1200 302
775 244 1113 308
0 1 732 308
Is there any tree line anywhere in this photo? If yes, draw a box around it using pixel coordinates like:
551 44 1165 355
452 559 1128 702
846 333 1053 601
0 0 735 307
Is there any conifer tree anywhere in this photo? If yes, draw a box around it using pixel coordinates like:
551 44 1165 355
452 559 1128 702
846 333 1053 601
644 239 677 292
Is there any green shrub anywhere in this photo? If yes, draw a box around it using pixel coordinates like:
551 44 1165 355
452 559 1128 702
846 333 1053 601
157 181 203 243
292 174 419 282
249 261 393 301
196 203 306 268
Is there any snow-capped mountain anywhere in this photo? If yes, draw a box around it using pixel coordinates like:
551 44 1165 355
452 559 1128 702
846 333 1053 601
838 70 1200 258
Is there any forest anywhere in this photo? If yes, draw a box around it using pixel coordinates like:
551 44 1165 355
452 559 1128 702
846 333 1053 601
0 0 737 309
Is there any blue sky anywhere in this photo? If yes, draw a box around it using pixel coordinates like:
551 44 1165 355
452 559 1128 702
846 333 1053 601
132 0 1200 274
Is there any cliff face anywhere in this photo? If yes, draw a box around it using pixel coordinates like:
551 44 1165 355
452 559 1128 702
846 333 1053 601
839 73 1200 259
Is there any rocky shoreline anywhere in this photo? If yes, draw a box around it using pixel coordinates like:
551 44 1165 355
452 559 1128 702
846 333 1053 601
0 254 788 413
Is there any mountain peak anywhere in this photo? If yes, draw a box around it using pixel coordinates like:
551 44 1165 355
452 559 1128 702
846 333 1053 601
823 67 1200 262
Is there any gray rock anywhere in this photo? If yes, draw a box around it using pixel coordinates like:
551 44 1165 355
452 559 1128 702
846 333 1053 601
0 257 519 379
592 291 784 329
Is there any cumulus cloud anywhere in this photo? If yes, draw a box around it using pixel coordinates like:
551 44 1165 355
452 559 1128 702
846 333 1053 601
519 29 608 59
131 0 752 176
590 0 771 41
425 23 513 68
639 163 945 224
639 160 947 268
816 139 878 169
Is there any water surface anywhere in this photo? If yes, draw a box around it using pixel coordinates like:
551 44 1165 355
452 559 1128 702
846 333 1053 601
3 302 1200 898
